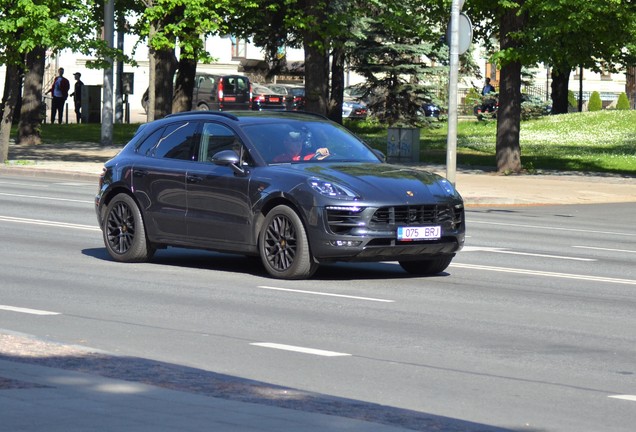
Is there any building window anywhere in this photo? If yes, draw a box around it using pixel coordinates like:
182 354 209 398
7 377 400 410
231 37 247 59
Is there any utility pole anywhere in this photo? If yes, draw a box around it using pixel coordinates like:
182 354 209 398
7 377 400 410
446 0 462 185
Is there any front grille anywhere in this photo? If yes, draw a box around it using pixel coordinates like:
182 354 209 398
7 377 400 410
370 204 461 228
326 207 366 234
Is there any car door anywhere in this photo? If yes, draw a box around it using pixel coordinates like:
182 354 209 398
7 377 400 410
185 122 253 250
132 121 198 242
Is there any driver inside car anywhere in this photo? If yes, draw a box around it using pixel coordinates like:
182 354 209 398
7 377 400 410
272 131 329 162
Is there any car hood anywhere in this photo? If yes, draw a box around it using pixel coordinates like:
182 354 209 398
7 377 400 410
275 163 462 204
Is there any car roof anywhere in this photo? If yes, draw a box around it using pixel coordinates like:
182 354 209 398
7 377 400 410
161 110 328 125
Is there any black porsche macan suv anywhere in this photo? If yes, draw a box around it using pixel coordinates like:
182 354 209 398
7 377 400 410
95 111 465 279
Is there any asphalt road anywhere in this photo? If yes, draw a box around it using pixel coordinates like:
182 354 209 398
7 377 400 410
1 174 635 431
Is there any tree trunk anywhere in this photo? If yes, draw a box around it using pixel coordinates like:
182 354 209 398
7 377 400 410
0 65 21 163
328 45 345 124
154 47 177 119
550 66 571 114
18 46 46 145
495 2 526 174
172 56 197 113
303 0 329 116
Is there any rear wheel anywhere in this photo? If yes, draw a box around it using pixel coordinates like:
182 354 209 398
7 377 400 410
399 255 454 276
103 193 155 262
259 205 318 279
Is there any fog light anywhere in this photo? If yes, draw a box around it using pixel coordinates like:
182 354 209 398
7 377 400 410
330 240 362 247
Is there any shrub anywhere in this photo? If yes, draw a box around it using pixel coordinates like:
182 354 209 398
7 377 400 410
616 92 630 110
568 90 577 108
588 91 602 112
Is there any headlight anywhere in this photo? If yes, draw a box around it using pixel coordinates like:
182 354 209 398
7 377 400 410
309 178 359 200
438 178 457 195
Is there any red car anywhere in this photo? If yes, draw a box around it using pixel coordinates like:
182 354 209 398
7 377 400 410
251 84 287 111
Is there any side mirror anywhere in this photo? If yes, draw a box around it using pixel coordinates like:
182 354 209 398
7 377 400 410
211 150 245 175
372 149 386 162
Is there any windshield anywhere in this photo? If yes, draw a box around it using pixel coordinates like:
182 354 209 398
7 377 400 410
241 119 381 165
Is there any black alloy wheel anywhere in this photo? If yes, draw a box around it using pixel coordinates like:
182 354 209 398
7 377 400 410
103 193 155 262
259 205 317 279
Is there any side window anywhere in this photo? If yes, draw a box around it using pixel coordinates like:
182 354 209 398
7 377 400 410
136 127 165 156
198 76 215 92
198 123 240 162
154 122 198 161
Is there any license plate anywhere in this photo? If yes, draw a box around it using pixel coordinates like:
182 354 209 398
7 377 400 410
397 226 441 241
270 97 280 102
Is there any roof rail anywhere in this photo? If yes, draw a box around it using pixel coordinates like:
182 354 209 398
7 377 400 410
277 111 329 120
165 111 239 121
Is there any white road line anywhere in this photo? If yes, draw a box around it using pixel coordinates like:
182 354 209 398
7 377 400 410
250 343 351 357
462 246 595 261
573 245 636 254
0 192 92 204
258 286 394 303
0 215 100 231
470 220 636 237
0 305 60 315
608 395 636 402
450 263 636 285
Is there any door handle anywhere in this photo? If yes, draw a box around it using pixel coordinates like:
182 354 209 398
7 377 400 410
133 169 148 177
187 175 203 183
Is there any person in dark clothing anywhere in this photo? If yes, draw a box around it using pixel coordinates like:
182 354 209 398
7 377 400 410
481 77 496 95
45 68 70 124
69 72 84 123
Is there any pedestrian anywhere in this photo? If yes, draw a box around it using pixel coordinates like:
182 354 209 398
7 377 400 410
481 77 496 96
69 72 84 123
45 68 70 124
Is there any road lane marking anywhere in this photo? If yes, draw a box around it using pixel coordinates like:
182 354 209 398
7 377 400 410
609 395 636 402
573 245 636 254
462 246 595 261
258 286 394 303
0 192 92 204
0 215 100 231
250 343 351 357
450 263 636 285
0 305 60 315
470 220 636 237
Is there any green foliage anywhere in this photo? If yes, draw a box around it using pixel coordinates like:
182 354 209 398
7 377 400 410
588 91 602 112
616 92 630 110
568 90 577 108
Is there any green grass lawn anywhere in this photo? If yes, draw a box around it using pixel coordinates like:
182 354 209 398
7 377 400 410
347 110 636 175
21 110 636 175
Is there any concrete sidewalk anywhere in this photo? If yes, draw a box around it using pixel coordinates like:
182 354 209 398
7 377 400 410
0 331 507 432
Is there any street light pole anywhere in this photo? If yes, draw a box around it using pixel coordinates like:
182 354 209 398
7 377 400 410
446 0 462 185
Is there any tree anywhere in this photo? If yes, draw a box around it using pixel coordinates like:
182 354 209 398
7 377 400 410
616 92 630 110
348 0 445 126
0 0 102 162
588 91 602 112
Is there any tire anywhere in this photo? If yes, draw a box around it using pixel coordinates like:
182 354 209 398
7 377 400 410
259 205 318 279
197 103 210 111
103 193 155 263
399 255 454 276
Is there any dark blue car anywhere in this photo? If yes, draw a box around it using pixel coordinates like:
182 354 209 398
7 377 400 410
95 111 465 279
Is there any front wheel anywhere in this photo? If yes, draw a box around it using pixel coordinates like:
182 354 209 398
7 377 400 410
399 255 454 276
103 193 155 263
259 205 318 279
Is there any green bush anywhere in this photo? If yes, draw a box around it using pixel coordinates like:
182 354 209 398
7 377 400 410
588 91 602 112
616 92 630 110
568 90 577 108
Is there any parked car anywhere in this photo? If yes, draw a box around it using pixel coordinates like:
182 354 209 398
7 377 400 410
142 73 252 113
342 100 369 119
95 111 465 280
421 102 441 118
251 84 287 111
267 84 305 111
